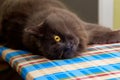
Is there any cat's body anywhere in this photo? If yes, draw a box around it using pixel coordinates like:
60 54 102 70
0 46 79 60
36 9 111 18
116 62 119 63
0 0 120 59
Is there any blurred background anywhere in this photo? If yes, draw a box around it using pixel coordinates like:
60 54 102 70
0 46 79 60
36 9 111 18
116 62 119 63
61 0 120 29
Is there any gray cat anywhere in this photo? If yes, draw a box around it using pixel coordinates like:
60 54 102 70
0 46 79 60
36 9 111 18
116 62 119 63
0 0 120 59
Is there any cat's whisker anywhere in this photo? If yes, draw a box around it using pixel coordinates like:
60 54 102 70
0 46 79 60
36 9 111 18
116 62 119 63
59 51 64 59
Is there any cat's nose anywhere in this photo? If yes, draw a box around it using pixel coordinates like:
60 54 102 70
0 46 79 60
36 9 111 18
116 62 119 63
63 45 73 53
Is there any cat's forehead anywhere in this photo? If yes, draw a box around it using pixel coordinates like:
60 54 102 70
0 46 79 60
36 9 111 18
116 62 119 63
49 24 71 36
45 12 78 37
47 21 72 35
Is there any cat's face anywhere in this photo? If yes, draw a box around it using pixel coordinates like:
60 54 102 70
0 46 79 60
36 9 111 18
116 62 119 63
25 26 79 59
39 28 79 59
25 12 87 59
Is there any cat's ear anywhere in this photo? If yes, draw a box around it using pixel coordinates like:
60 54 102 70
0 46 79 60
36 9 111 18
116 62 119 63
24 22 45 37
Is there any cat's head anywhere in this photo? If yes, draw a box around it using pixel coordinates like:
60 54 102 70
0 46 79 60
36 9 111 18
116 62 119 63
25 11 87 59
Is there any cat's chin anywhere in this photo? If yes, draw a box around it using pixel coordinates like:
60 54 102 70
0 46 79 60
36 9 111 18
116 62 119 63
43 51 78 60
46 55 76 60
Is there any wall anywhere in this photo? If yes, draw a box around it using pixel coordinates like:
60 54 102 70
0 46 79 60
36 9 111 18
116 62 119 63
60 0 98 23
98 0 114 28
114 0 120 29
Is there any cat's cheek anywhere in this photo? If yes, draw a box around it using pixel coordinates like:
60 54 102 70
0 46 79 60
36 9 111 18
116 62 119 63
75 47 84 56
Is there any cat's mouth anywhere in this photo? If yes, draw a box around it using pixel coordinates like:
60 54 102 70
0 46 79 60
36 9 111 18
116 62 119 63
44 45 78 59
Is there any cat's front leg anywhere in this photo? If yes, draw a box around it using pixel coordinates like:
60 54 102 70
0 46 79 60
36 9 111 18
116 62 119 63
90 30 120 44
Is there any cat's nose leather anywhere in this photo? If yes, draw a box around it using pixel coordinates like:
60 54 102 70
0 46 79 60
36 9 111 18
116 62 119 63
63 45 72 53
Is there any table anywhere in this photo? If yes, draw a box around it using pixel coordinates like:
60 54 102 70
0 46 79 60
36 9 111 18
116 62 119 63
0 43 120 80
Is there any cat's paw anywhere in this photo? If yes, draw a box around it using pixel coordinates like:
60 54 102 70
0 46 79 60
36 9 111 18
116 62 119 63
107 30 120 43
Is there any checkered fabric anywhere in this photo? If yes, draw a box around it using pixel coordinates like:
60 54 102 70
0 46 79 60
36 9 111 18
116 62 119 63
0 43 120 80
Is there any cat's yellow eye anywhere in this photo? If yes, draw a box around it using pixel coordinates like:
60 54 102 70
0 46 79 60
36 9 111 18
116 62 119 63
54 35 61 42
